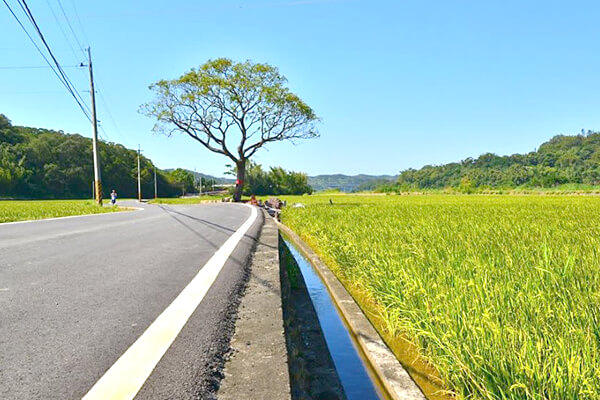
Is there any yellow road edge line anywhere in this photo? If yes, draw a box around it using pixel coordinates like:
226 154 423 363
82 204 258 400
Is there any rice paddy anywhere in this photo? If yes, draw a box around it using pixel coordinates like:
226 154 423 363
281 194 600 400
0 200 121 223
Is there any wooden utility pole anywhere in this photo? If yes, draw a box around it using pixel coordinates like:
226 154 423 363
88 47 102 205
137 145 142 202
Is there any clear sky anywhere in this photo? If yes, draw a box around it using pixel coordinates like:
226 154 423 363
1 0 599 177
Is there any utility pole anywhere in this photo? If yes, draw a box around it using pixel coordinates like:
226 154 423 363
88 47 102 205
137 145 142 202
200 176 203 195
154 165 157 199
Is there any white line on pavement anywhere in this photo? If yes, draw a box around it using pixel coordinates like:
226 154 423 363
82 204 258 400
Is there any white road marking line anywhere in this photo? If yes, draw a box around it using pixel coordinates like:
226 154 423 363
82 204 258 400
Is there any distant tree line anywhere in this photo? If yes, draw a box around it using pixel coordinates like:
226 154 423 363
0 114 191 199
389 131 600 191
308 174 397 192
227 161 312 196
167 168 219 194
0 114 312 199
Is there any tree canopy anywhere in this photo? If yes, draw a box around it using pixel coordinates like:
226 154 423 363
228 161 312 196
0 113 188 199
141 58 319 201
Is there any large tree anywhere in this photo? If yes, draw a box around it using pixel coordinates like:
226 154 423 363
141 58 319 201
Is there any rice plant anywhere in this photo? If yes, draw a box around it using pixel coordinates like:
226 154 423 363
281 194 600 400
0 200 121 223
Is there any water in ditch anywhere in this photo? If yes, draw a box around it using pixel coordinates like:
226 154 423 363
283 238 385 400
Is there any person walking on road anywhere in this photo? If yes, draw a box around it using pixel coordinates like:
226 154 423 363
110 189 118 205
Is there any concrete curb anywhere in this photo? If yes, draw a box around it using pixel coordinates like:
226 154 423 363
218 210 291 399
278 222 427 400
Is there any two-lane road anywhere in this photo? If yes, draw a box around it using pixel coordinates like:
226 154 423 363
0 202 262 399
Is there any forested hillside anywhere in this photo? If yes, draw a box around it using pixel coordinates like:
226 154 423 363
397 131 600 190
0 114 182 199
308 174 397 192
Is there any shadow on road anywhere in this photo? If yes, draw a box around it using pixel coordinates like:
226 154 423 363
158 204 277 250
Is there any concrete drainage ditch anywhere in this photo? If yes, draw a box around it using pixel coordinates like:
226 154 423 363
218 212 425 400
280 236 385 400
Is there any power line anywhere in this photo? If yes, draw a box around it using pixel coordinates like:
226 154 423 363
1 0 84 117
95 82 127 144
0 64 79 69
61 0 117 145
54 0 117 144
69 0 89 47
56 0 85 52
45 0 79 61
4 0 118 145
9 0 92 122
18 0 91 113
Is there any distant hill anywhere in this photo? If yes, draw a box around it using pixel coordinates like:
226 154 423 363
308 174 397 192
164 169 234 185
167 170 397 193
397 131 600 190
0 113 182 199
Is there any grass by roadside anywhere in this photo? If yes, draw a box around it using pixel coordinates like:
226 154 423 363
149 195 226 204
0 200 122 223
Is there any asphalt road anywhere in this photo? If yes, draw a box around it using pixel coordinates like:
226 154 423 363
0 201 263 400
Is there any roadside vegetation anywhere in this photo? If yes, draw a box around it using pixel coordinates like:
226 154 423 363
0 113 200 199
281 194 600 400
0 200 122 223
366 131 600 194
149 196 224 205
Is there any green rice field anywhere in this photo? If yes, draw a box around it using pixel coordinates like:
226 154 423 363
281 194 600 400
0 200 122 223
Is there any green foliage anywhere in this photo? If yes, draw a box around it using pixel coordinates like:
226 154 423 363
0 200 122 223
168 168 196 194
149 195 223 204
143 59 319 154
282 194 600 400
354 178 398 192
228 160 312 195
0 115 182 199
141 58 319 201
396 131 600 190
309 174 397 192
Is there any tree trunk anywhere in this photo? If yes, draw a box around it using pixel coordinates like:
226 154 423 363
233 160 245 202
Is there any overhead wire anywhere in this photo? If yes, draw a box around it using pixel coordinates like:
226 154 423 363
50 0 111 143
56 0 116 144
2 0 81 108
69 0 89 50
45 0 81 65
17 0 92 118
56 0 85 53
0 64 79 69
95 83 127 144
3 0 122 144
3 0 92 122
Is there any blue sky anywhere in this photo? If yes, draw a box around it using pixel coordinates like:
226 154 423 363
1 0 599 177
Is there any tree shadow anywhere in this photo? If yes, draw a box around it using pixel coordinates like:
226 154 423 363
159 204 277 250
